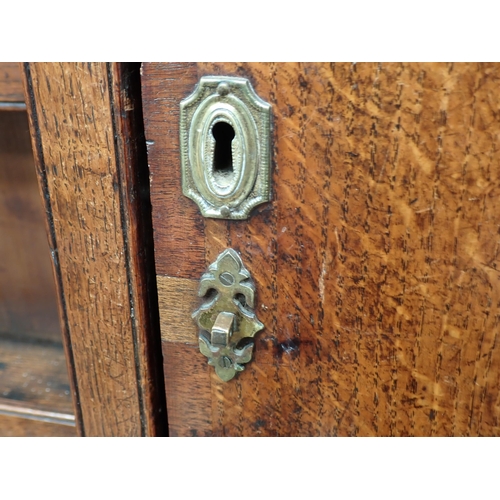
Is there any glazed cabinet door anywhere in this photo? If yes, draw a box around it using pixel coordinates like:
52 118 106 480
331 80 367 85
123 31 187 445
14 63 166 437
142 63 500 437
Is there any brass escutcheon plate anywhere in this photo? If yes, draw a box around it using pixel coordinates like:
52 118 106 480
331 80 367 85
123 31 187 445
180 76 272 219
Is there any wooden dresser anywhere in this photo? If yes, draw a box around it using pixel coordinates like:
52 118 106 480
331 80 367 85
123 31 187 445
1 62 499 436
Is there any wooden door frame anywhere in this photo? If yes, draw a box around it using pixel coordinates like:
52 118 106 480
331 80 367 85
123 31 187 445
22 62 167 436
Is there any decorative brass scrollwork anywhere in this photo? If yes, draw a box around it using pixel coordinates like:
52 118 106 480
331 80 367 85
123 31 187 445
193 249 264 381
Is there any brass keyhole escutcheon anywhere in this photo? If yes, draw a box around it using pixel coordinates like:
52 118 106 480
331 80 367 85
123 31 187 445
180 76 272 220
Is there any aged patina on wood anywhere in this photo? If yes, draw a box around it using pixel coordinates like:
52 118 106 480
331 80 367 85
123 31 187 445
23 63 167 436
143 63 500 436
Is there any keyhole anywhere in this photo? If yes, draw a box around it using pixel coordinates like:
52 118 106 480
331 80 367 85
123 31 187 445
212 121 235 175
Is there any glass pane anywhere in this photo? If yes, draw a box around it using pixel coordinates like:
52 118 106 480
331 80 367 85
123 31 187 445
0 110 74 426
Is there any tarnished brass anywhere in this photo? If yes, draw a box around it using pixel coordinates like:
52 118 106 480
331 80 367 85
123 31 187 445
193 249 264 381
180 76 272 219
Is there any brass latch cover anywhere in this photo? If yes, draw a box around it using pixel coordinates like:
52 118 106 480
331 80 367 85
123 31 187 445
193 249 264 381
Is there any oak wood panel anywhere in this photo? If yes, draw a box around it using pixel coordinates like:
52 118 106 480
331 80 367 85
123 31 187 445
144 63 500 436
23 63 167 436
0 63 24 102
210 62 500 436
0 111 62 343
199 64 500 435
0 413 76 436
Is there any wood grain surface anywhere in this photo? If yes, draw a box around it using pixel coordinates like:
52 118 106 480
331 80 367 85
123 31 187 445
141 63 204 279
143 62 500 436
23 63 167 436
0 63 24 102
162 342 212 436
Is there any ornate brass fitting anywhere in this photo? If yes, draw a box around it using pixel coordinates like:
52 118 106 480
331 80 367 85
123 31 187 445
180 76 272 219
193 249 264 381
